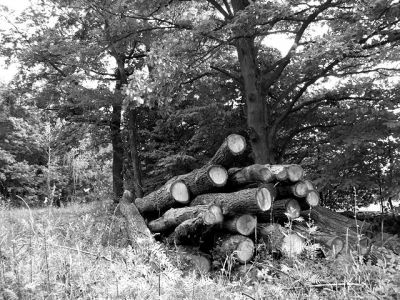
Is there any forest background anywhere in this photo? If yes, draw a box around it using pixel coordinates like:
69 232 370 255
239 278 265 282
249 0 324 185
1 0 400 212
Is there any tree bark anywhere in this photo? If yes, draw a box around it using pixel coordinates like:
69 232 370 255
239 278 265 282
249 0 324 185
207 134 247 168
257 198 301 222
110 98 124 201
215 234 255 264
119 190 154 247
227 164 274 187
148 205 223 233
135 180 190 215
223 214 257 236
230 0 270 164
190 186 275 216
128 109 143 198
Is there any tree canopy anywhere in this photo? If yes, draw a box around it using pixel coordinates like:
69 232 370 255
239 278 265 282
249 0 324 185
1 0 400 208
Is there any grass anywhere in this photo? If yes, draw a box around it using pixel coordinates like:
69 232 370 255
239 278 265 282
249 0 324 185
0 200 399 299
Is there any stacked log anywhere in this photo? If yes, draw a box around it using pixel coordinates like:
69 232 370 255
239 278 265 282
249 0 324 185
126 133 373 270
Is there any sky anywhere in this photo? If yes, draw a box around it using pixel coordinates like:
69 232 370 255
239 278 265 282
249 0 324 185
0 0 31 83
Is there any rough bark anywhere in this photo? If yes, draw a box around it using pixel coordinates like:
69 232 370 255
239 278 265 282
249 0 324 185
301 207 371 255
207 134 247 168
227 164 274 186
135 180 190 215
127 109 143 198
111 99 124 201
258 223 305 257
223 214 257 236
264 165 289 181
216 234 255 264
258 198 301 222
119 190 154 246
175 165 228 196
276 181 309 198
148 205 223 233
190 186 275 216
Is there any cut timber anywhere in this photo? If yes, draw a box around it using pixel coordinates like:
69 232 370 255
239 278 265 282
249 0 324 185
148 205 223 233
305 190 320 207
258 223 305 257
171 209 223 245
228 164 274 186
304 180 315 191
286 165 304 182
257 198 301 222
208 134 246 168
223 214 257 236
174 164 228 197
135 180 189 215
173 246 212 273
301 206 371 255
119 190 154 246
190 186 275 216
292 223 344 256
217 235 254 264
264 165 288 181
276 181 309 198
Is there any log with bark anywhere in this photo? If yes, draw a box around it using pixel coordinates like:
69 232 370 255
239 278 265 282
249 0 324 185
148 205 223 233
214 234 255 264
258 198 301 222
175 164 228 196
264 164 304 182
119 190 155 246
190 185 276 216
223 214 257 236
208 134 247 168
227 164 274 186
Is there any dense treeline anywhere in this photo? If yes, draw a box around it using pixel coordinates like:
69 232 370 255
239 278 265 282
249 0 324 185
1 0 400 209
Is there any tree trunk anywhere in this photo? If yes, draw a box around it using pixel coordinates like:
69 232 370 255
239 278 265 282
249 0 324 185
119 190 154 247
190 186 275 216
128 109 143 198
231 0 270 164
110 98 124 201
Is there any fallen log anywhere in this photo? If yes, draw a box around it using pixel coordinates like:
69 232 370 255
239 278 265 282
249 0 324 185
148 205 223 233
264 164 304 182
227 164 274 186
171 208 223 245
119 190 155 246
305 190 320 207
190 185 275 216
215 234 255 264
258 198 301 222
292 223 344 256
175 164 228 196
223 214 257 236
258 223 305 257
276 181 309 198
301 207 371 255
208 134 246 168
135 180 190 215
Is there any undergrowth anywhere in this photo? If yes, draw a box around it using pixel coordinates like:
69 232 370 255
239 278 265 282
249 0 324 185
0 201 399 299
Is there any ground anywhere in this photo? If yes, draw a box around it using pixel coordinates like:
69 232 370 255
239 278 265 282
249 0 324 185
0 200 399 299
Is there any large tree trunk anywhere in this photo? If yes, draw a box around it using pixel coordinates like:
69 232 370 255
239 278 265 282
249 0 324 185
110 98 124 201
231 0 271 164
128 109 143 198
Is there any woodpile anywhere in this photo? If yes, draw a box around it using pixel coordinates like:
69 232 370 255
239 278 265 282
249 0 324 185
123 134 373 271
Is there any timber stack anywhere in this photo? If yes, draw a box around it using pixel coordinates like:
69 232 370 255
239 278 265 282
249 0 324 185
126 134 373 272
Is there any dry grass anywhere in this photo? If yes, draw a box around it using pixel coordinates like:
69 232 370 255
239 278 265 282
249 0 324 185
0 201 399 299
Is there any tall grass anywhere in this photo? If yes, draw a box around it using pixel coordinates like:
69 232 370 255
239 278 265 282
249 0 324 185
0 201 399 299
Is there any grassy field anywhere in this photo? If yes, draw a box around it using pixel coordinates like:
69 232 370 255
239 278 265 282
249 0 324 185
0 201 399 300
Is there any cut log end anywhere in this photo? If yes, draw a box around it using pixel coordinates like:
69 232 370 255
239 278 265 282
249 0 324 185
171 181 190 204
287 165 304 182
304 180 315 191
285 199 301 219
306 190 320 207
227 134 246 155
203 205 224 225
259 167 274 182
256 187 274 211
208 165 228 186
282 233 305 257
276 168 288 181
293 181 309 197
236 214 257 236
326 237 344 256
236 238 255 263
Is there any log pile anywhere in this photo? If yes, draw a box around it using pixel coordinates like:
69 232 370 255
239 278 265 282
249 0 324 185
126 134 373 271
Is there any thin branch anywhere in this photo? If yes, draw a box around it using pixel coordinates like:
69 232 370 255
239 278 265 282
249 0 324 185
207 0 230 19
210 65 242 83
